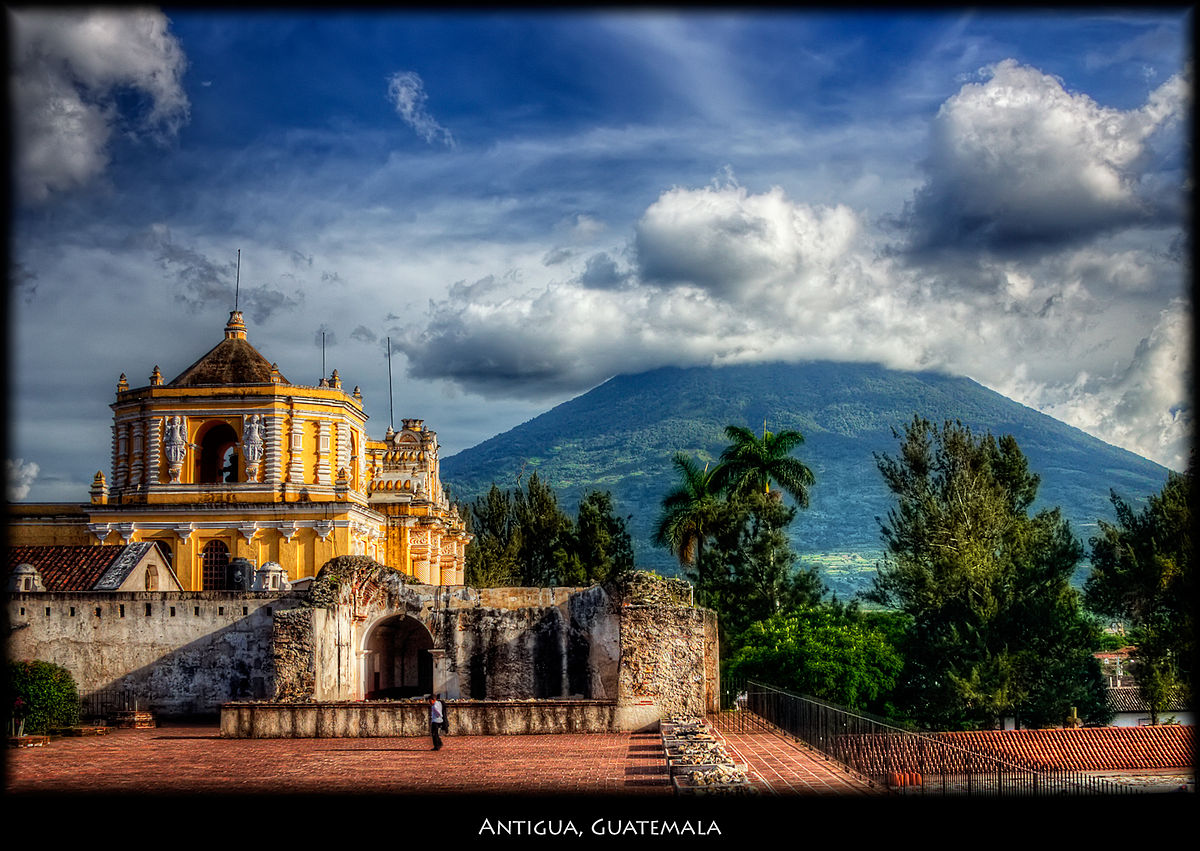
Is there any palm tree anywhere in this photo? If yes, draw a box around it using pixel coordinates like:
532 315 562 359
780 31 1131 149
653 453 722 570
711 424 815 507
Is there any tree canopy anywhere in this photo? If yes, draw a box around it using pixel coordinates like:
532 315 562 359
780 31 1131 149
725 604 903 712
1085 465 1193 722
867 417 1109 729
710 425 816 507
654 424 821 654
464 474 634 588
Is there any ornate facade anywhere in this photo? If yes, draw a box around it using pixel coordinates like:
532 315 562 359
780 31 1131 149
7 312 469 589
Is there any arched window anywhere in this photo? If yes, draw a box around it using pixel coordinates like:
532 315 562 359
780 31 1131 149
201 540 231 590
144 564 158 591
197 422 239 484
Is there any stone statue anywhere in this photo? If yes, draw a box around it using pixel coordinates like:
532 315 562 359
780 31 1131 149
242 415 264 464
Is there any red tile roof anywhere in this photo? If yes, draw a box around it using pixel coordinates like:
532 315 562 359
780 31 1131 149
936 725 1193 772
8 546 127 591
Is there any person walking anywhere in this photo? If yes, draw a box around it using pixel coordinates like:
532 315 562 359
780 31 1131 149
429 693 445 751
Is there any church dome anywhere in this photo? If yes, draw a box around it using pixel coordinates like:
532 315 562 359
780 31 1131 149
168 311 289 386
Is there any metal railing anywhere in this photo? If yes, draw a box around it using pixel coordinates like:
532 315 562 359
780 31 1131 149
79 688 145 723
714 679 1131 796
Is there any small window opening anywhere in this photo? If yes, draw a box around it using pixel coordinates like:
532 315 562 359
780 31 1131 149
145 603 152 616
170 606 176 617
120 605 125 618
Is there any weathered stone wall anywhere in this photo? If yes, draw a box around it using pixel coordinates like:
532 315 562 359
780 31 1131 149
271 607 315 701
6 591 306 715
6 567 717 727
221 699 624 738
616 606 716 719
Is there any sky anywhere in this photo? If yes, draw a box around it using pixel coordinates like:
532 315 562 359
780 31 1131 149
6 8 1193 503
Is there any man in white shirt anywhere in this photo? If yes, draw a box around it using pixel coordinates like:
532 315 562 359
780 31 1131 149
429 693 444 751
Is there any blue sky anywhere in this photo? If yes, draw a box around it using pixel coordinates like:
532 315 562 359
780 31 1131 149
7 8 1192 502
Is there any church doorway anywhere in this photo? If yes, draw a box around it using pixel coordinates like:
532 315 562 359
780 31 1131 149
364 615 434 699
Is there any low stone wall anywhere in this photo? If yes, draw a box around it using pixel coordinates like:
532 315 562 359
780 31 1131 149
220 699 661 738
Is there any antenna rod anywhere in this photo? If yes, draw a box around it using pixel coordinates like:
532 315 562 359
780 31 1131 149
387 336 394 429
322 331 326 380
235 249 240 312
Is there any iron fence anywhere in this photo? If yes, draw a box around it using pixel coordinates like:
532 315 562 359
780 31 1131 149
714 679 1130 796
79 688 144 723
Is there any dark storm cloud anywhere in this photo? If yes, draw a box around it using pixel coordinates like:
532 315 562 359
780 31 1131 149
239 286 304 324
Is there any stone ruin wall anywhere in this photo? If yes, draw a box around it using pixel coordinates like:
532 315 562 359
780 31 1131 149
7 563 717 721
6 591 307 716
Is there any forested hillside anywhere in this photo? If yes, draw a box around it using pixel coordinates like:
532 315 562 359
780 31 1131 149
441 361 1170 598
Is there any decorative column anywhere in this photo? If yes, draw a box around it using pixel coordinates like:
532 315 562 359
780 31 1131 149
264 414 284 485
146 417 163 485
129 420 143 487
410 528 431 583
316 421 332 484
287 415 305 484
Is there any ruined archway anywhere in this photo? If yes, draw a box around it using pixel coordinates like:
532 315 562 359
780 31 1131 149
363 615 433 698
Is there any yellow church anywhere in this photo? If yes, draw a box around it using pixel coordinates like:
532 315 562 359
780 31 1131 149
7 311 470 590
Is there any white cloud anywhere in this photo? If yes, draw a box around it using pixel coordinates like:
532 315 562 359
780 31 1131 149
386 70 455 147
909 59 1189 251
10 8 189 203
6 459 41 502
999 301 1192 471
635 182 859 302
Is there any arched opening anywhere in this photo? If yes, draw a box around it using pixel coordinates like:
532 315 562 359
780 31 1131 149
196 422 239 484
144 564 158 591
364 615 434 698
200 540 232 590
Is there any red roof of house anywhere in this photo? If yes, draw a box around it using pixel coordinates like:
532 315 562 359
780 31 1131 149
936 725 1193 772
8 545 130 591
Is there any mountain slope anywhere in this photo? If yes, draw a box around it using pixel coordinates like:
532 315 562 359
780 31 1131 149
441 362 1171 597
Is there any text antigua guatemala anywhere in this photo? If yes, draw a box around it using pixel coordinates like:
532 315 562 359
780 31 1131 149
479 819 722 837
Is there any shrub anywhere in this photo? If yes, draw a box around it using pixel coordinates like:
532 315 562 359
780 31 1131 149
8 660 79 734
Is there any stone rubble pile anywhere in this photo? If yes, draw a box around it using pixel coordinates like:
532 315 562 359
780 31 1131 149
660 714 757 796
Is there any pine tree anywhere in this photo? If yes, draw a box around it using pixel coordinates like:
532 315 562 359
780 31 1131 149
869 417 1109 729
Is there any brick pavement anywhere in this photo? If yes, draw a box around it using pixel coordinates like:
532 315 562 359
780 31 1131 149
5 717 880 798
5 724 673 796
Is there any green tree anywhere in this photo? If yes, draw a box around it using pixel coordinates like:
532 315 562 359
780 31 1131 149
463 484 521 587
1085 466 1193 723
711 424 816 506
703 491 824 649
466 477 638 588
7 660 79 734
868 417 1109 729
725 605 903 712
653 452 723 577
575 490 635 585
512 473 580 586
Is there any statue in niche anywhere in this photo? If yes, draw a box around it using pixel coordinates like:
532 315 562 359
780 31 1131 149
164 416 188 482
243 415 265 463
242 414 265 481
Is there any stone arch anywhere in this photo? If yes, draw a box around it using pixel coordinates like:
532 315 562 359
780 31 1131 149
195 421 239 483
362 614 434 698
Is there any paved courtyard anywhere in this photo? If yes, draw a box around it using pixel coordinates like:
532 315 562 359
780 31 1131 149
6 718 878 797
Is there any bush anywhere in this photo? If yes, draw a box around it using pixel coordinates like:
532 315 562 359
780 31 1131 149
8 660 79 734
